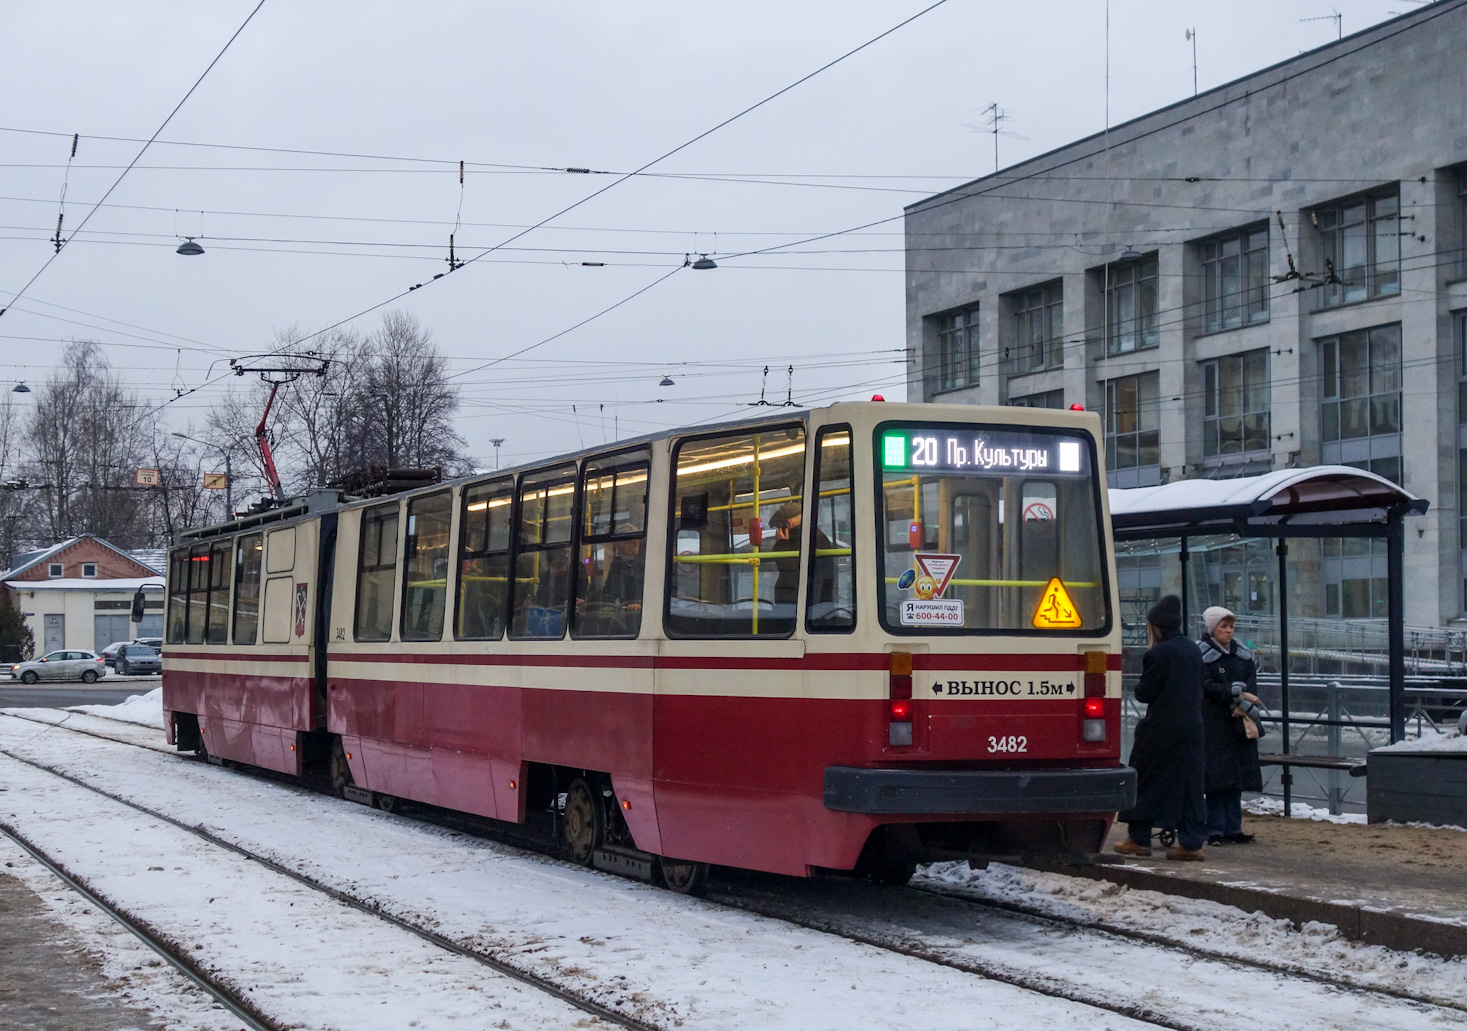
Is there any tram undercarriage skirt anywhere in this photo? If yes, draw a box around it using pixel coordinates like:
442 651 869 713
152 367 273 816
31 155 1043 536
822 765 1136 815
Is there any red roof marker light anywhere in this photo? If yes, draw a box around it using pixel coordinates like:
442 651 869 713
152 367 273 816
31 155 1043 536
1069 403 1085 411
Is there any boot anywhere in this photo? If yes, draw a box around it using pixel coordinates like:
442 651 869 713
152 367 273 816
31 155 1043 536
1222 832 1255 844
1113 837 1152 857
1166 846 1205 862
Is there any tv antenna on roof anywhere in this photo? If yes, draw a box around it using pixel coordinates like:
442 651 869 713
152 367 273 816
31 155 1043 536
963 103 1029 174
1301 8 1342 40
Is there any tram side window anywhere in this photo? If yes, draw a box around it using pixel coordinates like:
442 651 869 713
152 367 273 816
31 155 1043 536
206 539 231 643
401 491 452 641
233 533 264 645
807 426 855 632
355 503 400 642
457 478 513 640
166 549 189 643
186 544 210 644
510 465 577 639
665 424 807 638
574 454 650 639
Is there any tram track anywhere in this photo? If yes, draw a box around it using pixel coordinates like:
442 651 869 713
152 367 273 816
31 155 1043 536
0 738 665 1031
5 708 1464 1030
0 821 279 1031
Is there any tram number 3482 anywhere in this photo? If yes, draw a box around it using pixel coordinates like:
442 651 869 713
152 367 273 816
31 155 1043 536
987 735 1029 753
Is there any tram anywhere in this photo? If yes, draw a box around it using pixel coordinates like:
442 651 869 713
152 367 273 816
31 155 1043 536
160 401 1134 891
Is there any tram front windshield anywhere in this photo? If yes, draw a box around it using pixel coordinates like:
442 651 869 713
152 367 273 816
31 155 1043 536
876 423 1109 634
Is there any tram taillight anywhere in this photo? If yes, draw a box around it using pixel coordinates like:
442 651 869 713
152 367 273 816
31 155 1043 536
1082 651 1108 742
888 652 914 747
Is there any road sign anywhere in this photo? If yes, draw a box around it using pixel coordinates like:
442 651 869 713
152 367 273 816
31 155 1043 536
135 468 161 486
1032 577 1083 629
203 472 228 490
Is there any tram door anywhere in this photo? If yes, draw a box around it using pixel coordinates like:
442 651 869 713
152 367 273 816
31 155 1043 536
655 423 811 871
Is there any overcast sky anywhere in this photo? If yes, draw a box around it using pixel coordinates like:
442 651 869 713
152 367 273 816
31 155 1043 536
0 0 1423 470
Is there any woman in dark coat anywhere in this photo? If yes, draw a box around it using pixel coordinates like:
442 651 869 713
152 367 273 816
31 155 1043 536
1199 606 1265 845
1115 595 1208 860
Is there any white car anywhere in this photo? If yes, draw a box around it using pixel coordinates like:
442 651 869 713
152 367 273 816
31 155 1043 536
10 650 107 684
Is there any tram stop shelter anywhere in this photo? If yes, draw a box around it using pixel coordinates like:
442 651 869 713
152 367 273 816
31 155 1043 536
1107 466 1428 761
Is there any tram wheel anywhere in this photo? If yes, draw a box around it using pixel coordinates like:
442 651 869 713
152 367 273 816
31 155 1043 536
562 778 603 865
658 856 709 896
375 793 400 814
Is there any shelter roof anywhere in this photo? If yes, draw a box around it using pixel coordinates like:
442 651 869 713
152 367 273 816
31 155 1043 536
1108 466 1427 538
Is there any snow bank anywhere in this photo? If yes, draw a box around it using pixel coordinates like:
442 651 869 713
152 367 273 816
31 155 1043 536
69 687 162 728
1242 796 1367 824
1373 729 1467 754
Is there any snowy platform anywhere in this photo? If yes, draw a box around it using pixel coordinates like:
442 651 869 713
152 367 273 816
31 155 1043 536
1068 812 1467 957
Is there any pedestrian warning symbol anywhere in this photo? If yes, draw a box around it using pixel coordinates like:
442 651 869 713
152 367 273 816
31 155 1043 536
1032 577 1082 629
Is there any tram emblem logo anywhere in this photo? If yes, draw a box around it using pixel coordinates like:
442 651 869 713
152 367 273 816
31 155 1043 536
912 553 960 599
294 582 308 637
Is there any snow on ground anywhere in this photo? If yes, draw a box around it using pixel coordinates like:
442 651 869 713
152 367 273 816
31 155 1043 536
918 861 1467 1009
0 753 626 1031
4 715 1466 1030
0 835 275 1031
1374 728 1467 753
1243 796 1368 824
68 685 163 727
0 715 1165 1031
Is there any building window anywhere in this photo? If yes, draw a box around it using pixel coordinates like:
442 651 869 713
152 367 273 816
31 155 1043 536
1201 350 1270 458
928 306 980 393
1458 171 1467 278
1323 538 1388 619
1105 255 1159 355
1316 188 1400 308
1010 388 1065 409
1319 323 1402 483
1199 225 1269 331
1008 282 1063 373
48 562 63 578
81 562 97 578
1104 372 1160 486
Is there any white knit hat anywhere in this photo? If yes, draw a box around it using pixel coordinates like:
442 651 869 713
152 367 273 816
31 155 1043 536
1203 605 1235 635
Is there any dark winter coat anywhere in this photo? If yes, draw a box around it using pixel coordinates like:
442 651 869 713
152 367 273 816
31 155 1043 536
1118 628 1206 828
1199 635 1264 794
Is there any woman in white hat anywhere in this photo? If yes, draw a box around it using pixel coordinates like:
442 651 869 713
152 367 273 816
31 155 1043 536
1199 606 1266 844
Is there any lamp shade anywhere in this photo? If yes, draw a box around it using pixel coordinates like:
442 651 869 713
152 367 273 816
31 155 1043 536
176 238 204 256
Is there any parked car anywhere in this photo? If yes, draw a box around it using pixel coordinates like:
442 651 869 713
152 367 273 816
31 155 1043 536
115 643 161 676
99 641 133 669
10 650 106 684
135 636 163 653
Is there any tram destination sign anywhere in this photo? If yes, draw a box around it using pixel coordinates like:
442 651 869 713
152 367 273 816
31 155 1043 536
881 426 1088 476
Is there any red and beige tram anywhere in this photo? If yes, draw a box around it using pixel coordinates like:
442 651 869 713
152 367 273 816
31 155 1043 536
161 401 1134 890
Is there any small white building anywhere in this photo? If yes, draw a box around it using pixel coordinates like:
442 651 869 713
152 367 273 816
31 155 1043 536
2 536 165 654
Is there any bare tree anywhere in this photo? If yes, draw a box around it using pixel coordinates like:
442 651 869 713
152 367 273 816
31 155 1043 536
357 310 467 473
22 342 151 547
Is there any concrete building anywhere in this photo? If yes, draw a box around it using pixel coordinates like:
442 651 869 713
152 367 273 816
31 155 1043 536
905 1 1467 628
1 537 165 653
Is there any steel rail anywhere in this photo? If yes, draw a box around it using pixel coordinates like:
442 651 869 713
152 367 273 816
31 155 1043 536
0 741 662 1031
0 821 279 1031
8 711 1464 1022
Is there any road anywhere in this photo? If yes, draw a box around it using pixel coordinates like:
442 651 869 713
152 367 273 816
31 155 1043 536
0 676 159 708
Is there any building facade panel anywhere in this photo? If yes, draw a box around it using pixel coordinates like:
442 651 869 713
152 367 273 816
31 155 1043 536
905 0 1467 625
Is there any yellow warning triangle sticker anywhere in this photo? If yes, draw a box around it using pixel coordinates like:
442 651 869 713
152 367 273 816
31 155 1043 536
1032 577 1083 629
